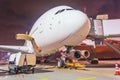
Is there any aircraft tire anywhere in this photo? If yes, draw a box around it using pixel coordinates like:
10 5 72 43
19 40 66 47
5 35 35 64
57 58 64 68
90 59 98 64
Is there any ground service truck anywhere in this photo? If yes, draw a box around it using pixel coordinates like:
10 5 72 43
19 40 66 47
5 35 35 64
8 52 36 74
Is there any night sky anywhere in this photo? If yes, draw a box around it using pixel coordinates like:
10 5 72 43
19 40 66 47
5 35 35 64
0 0 120 45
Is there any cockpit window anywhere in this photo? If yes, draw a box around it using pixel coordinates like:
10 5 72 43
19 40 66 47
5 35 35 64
66 8 73 10
55 8 73 15
55 9 65 15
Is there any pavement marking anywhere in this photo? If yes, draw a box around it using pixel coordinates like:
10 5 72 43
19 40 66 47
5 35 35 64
76 76 96 80
40 78 48 80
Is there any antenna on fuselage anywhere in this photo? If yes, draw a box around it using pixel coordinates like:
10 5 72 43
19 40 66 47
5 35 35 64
83 5 87 14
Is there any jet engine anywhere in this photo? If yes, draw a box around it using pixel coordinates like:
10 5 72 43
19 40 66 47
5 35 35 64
69 49 90 59
80 50 90 59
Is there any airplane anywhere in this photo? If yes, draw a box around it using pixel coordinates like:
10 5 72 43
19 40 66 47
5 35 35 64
0 5 91 67
1 5 120 68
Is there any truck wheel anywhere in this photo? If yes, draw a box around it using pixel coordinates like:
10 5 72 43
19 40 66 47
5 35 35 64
32 68 34 74
8 69 11 74
15 69 18 74
14 68 18 74
57 58 64 68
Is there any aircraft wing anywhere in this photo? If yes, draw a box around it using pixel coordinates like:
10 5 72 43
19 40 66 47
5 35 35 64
0 45 30 53
16 34 41 53
0 33 41 54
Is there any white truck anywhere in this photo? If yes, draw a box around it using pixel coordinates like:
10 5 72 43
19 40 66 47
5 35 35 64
8 52 36 74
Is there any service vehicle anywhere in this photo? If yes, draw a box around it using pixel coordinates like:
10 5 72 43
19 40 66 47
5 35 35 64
8 52 36 74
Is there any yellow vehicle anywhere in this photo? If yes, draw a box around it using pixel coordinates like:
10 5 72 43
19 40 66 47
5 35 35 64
64 59 84 69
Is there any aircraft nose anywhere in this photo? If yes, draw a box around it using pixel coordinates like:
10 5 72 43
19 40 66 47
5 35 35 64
73 11 88 28
63 10 89 33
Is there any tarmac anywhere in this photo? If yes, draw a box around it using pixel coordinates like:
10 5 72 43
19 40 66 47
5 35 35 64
0 60 120 80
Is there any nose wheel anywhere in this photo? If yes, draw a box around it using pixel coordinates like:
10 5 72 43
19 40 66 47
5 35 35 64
57 58 64 68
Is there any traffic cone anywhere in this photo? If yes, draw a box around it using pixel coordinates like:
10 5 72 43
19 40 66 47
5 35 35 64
115 63 120 75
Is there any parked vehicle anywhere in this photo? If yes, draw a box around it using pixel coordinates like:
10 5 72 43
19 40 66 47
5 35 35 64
8 52 36 74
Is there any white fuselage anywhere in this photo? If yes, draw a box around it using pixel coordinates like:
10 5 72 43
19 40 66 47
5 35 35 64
28 6 90 55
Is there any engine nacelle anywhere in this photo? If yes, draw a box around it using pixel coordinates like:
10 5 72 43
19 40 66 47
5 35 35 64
69 49 90 59
80 50 90 59
69 50 81 59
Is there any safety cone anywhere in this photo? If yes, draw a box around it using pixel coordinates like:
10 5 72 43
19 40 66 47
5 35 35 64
115 63 120 75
